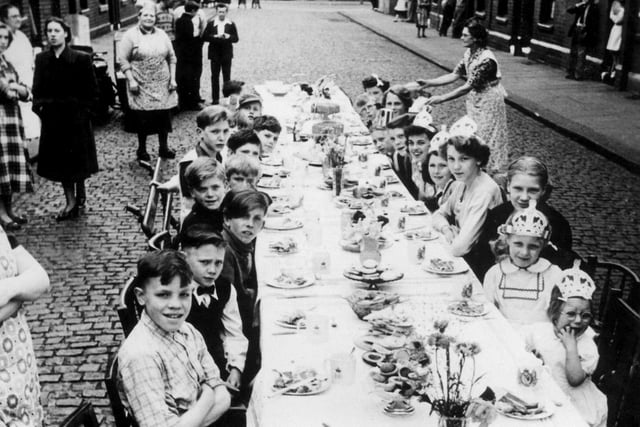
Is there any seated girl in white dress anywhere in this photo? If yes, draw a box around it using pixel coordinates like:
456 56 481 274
521 266 607 427
483 201 562 327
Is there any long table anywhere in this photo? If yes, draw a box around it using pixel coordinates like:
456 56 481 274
246 83 587 427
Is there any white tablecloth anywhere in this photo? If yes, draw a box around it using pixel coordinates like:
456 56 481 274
246 84 587 427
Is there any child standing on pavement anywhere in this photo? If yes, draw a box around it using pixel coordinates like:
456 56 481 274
118 250 231 427
415 0 431 37
521 266 607 427
483 201 562 327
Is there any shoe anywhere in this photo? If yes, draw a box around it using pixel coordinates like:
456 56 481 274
159 149 176 159
8 213 27 224
56 205 79 222
565 74 575 80
137 151 151 162
77 197 86 209
0 218 21 231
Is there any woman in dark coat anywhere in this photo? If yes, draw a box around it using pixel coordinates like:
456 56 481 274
32 17 98 221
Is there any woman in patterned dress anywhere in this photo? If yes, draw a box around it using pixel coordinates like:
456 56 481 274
419 19 508 172
0 23 32 231
118 4 178 162
0 226 50 427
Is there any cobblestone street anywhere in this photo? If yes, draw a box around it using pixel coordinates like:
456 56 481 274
11 2 640 425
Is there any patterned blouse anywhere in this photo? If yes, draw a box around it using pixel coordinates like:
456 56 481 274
453 47 502 92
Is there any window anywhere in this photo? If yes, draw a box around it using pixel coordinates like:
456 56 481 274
68 0 77 14
80 0 89 11
539 0 555 24
475 0 485 12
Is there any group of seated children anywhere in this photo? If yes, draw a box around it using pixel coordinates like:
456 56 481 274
119 92 282 426
360 74 604 426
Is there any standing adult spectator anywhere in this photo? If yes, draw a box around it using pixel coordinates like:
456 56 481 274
1 5 40 151
118 5 178 162
32 17 98 221
0 226 50 427
175 1 204 110
451 0 468 38
439 0 456 36
566 0 599 81
203 3 239 105
602 0 624 82
155 0 176 42
0 23 32 230
420 19 508 172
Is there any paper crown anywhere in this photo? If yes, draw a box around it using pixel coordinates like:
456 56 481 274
426 116 479 154
412 110 436 133
557 260 596 300
498 200 550 239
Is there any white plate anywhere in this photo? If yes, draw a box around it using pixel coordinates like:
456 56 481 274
422 259 469 275
264 218 303 231
497 405 554 420
447 301 489 317
274 318 306 329
265 275 314 289
257 180 281 189
273 377 331 396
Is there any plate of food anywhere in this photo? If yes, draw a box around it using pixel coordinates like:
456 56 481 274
447 300 489 317
271 368 330 396
345 289 401 319
269 204 294 216
400 203 428 216
404 229 438 241
264 217 303 231
261 157 283 167
422 257 469 275
257 177 282 189
335 196 365 210
274 310 307 329
496 393 554 420
268 237 298 254
383 399 415 416
340 235 393 253
261 168 291 178
343 264 404 285
265 271 314 289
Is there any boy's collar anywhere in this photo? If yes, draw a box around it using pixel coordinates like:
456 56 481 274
196 142 217 158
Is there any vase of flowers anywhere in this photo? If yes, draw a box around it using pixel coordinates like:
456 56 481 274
420 320 496 427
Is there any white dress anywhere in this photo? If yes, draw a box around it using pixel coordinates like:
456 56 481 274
483 258 562 328
395 0 407 13
606 5 624 52
522 323 607 427
4 29 40 140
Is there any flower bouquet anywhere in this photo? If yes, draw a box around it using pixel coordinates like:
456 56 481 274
419 320 496 427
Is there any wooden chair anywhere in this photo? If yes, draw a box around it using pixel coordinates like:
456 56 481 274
583 255 640 331
595 289 640 427
59 401 100 427
104 356 138 427
116 277 142 338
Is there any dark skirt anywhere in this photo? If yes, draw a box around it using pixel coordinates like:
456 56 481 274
37 104 98 183
130 109 173 135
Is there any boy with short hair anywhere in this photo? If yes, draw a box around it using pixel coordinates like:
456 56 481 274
224 154 261 192
236 93 262 127
118 250 231 427
180 224 248 391
181 157 228 233
252 115 282 155
159 106 231 218
227 129 261 159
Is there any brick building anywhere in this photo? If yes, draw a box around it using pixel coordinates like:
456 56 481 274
429 0 640 91
0 0 138 43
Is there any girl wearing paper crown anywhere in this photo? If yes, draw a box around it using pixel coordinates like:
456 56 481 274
483 200 563 327
521 264 607 427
